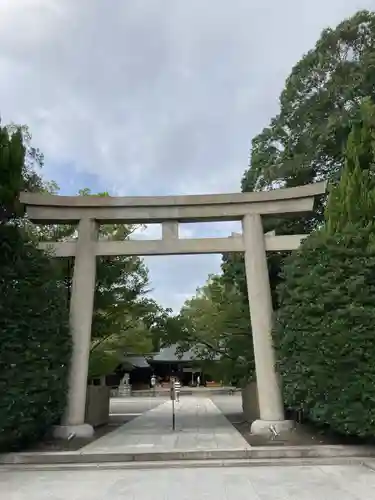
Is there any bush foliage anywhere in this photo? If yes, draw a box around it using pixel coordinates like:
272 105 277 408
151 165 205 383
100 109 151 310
274 224 375 437
0 225 71 451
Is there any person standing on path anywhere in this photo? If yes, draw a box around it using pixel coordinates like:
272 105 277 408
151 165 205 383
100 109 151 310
150 374 156 396
173 377 181 402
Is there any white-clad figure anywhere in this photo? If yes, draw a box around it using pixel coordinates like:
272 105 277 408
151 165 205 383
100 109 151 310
174 377 181 402
151 374 156 396
196 375 201 387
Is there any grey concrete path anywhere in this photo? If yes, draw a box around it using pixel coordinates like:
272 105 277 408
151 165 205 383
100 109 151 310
211 393 244 417
2 464 375 499
109 396 168 418
81 396 250 454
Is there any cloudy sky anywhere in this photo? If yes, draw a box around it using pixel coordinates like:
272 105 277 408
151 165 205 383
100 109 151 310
0 0 373 311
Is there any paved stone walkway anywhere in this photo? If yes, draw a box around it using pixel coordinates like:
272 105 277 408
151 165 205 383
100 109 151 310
81 396 250 454
2 464 375 499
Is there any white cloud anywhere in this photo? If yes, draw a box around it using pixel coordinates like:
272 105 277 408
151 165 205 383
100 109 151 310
0 0 373 309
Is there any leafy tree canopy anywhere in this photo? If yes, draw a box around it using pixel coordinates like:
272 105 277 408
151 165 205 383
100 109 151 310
244 9 375 193
223 9 375 310
31 187 173 378
0 123 71 450
161 274 254 385
0 123 45 223
274 98 375 437
274 223 375 437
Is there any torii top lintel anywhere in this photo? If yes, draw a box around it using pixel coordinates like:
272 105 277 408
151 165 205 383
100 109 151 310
19 182 326 225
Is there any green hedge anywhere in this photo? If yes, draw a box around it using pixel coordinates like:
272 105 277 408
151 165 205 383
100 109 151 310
274 224 375 437
0 225 71 451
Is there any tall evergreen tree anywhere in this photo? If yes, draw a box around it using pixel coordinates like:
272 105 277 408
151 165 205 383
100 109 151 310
0 125 25 222
273 99 375 437
326 98 375 233
0 124 71 451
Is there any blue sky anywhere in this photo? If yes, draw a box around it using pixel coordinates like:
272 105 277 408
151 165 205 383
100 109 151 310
1 0 373 311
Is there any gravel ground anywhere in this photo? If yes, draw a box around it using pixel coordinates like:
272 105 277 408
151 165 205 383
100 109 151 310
210 394 372 447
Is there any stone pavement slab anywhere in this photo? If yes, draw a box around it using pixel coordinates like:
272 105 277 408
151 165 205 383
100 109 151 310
81 396 250 454
109 396 168 418
2 464 375 499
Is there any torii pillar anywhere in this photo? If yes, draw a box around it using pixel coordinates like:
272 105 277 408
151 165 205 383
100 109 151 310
242 214 292 434
53 218 98 439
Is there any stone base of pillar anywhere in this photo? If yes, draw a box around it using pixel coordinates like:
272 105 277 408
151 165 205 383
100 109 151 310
118 384 131 397
250 419 294 435
53 423 94 439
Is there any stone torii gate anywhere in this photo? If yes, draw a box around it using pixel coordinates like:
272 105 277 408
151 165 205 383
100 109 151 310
20 182 325 438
